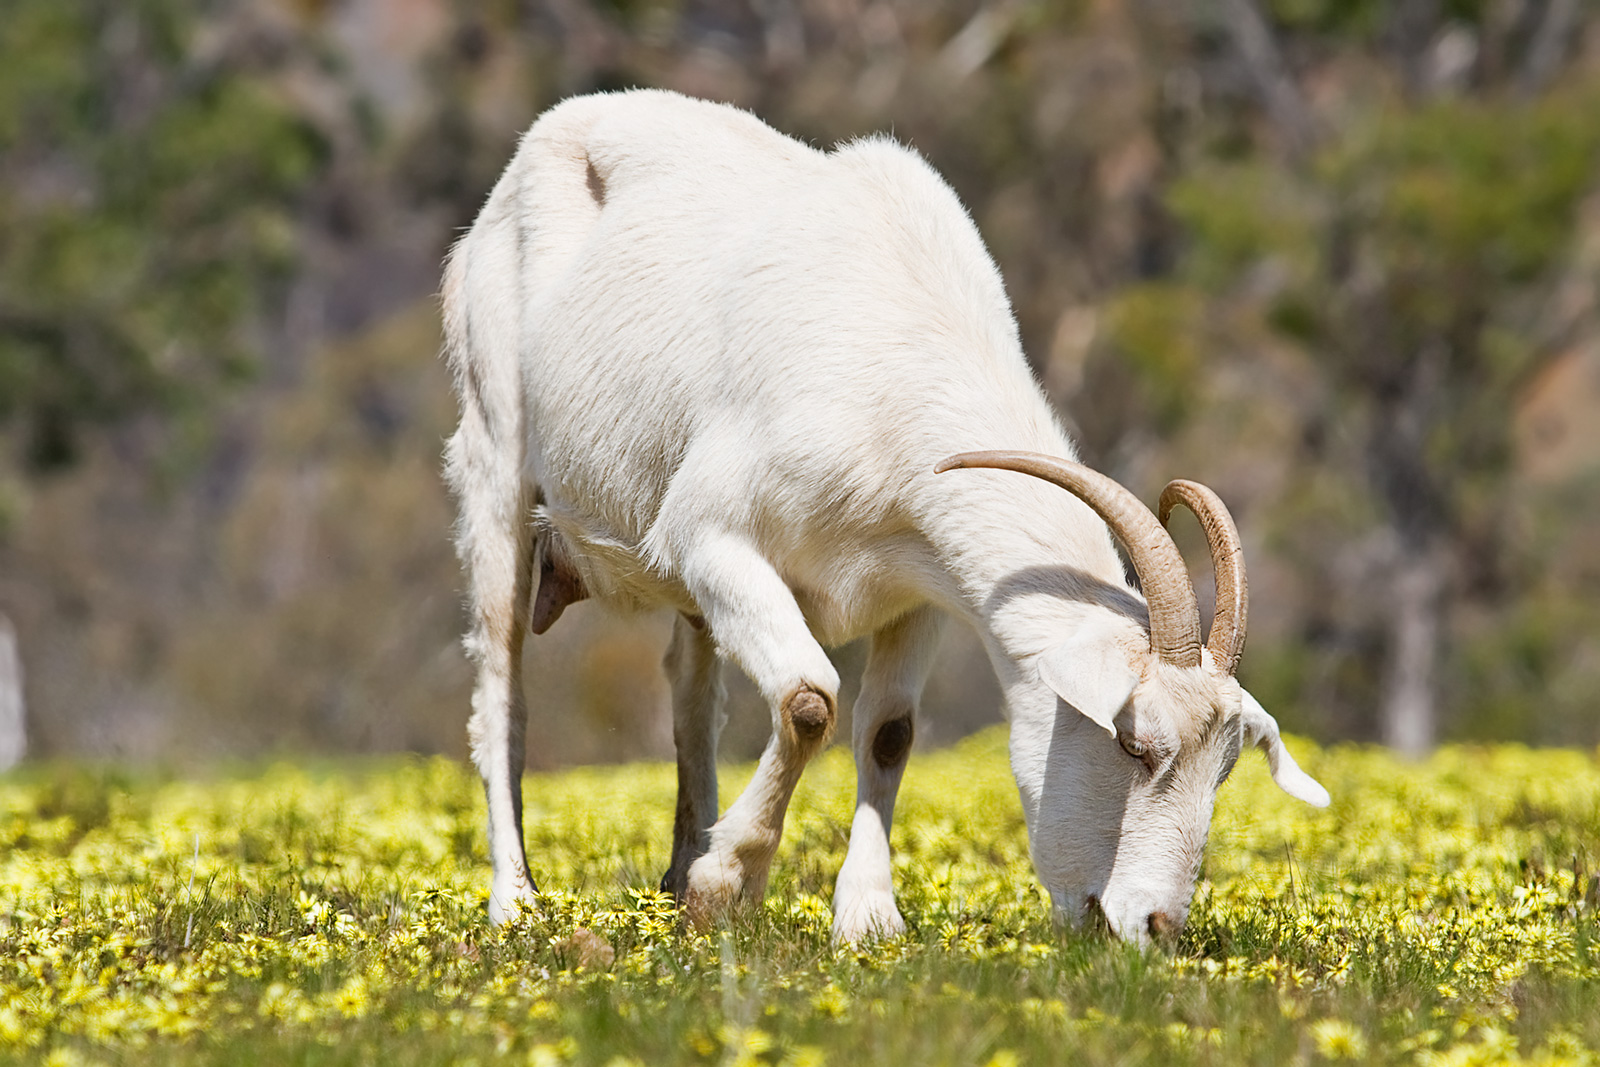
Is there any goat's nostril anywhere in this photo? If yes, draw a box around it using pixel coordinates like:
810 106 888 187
1147 910 1182 940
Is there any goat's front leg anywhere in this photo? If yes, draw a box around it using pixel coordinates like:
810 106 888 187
660 611 726 899
832 606 943 943
676 534 840 925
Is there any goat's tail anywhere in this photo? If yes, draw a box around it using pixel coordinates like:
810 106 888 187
442 94 624 662
442 92 614 477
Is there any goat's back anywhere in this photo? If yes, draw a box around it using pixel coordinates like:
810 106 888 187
446 90 1069 631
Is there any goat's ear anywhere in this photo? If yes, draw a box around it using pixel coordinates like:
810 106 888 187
1038 631 1138 738
1240 689 1330 807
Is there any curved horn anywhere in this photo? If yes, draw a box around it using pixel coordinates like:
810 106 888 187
1158 480 1248 676
935 450 1202 668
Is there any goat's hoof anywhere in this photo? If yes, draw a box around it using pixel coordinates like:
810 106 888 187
658 866 692 902
488 885 541 926
831 891 906 944
683 854 746 928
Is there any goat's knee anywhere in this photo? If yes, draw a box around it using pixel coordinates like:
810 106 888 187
782 685 836 749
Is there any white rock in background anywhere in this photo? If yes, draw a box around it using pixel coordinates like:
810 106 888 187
0 613 25 770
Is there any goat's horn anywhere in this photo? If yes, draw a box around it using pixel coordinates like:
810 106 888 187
1158 480 1247 676
935 450 1203 669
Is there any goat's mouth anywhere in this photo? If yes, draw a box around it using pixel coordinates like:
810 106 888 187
1082 895 1116 938
1053 890 1189 947
1049 890 1114 938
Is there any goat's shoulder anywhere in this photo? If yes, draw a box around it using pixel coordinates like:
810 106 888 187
823 136 1017 354
831 135 962 207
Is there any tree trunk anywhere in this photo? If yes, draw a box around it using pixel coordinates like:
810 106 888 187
1363 337 1450 757
0 613 25 770
1380 547 1444 758
1217 0 1319 162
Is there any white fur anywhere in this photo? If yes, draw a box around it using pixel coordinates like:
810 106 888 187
442 89 1326 943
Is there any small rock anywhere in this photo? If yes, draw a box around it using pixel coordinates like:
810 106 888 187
555 927 615 971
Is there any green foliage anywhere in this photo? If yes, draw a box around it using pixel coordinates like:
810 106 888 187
1153 65 1600 740
2 731 1599 1063
1101 284 1207 432
1263 0 1388 38
0 0 322 470
1451 476 1600 747
1167 164 1323 290
1263 0 1503 41
1335 93 1600 295
1170 88 1600 359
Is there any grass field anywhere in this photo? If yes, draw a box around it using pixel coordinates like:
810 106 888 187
2 727 1599 1066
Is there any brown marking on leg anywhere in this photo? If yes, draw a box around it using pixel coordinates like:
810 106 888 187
530 553 587 635
782 686 835 746
871 715 914 769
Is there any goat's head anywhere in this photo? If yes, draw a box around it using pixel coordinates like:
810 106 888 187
936 451 1329 943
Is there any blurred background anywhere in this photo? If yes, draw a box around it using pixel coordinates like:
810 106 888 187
1 0 1597 769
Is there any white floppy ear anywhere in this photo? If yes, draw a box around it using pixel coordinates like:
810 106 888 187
1240 689 1330 807
1037 631 1139 738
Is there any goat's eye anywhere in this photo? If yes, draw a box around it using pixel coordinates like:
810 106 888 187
1118 735 1148 761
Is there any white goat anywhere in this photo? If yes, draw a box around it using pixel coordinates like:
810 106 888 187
442 89 1328 944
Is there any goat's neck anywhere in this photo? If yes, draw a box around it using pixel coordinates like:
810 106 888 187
919 473 1148 677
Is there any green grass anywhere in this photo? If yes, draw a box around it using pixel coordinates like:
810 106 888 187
2 728 1599 1065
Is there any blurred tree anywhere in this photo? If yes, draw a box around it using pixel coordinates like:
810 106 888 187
1156 0 1600 754
3 0 1598 761
0 0 322 472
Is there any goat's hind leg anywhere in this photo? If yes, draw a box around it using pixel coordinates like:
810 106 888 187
660 612 726 899
449 429 538 924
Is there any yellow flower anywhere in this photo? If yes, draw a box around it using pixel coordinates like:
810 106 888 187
1311 1019 1368 1061
810 985 849 1019
527 1043 566 1067
332 975 369 1019
44 1049 103 1067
